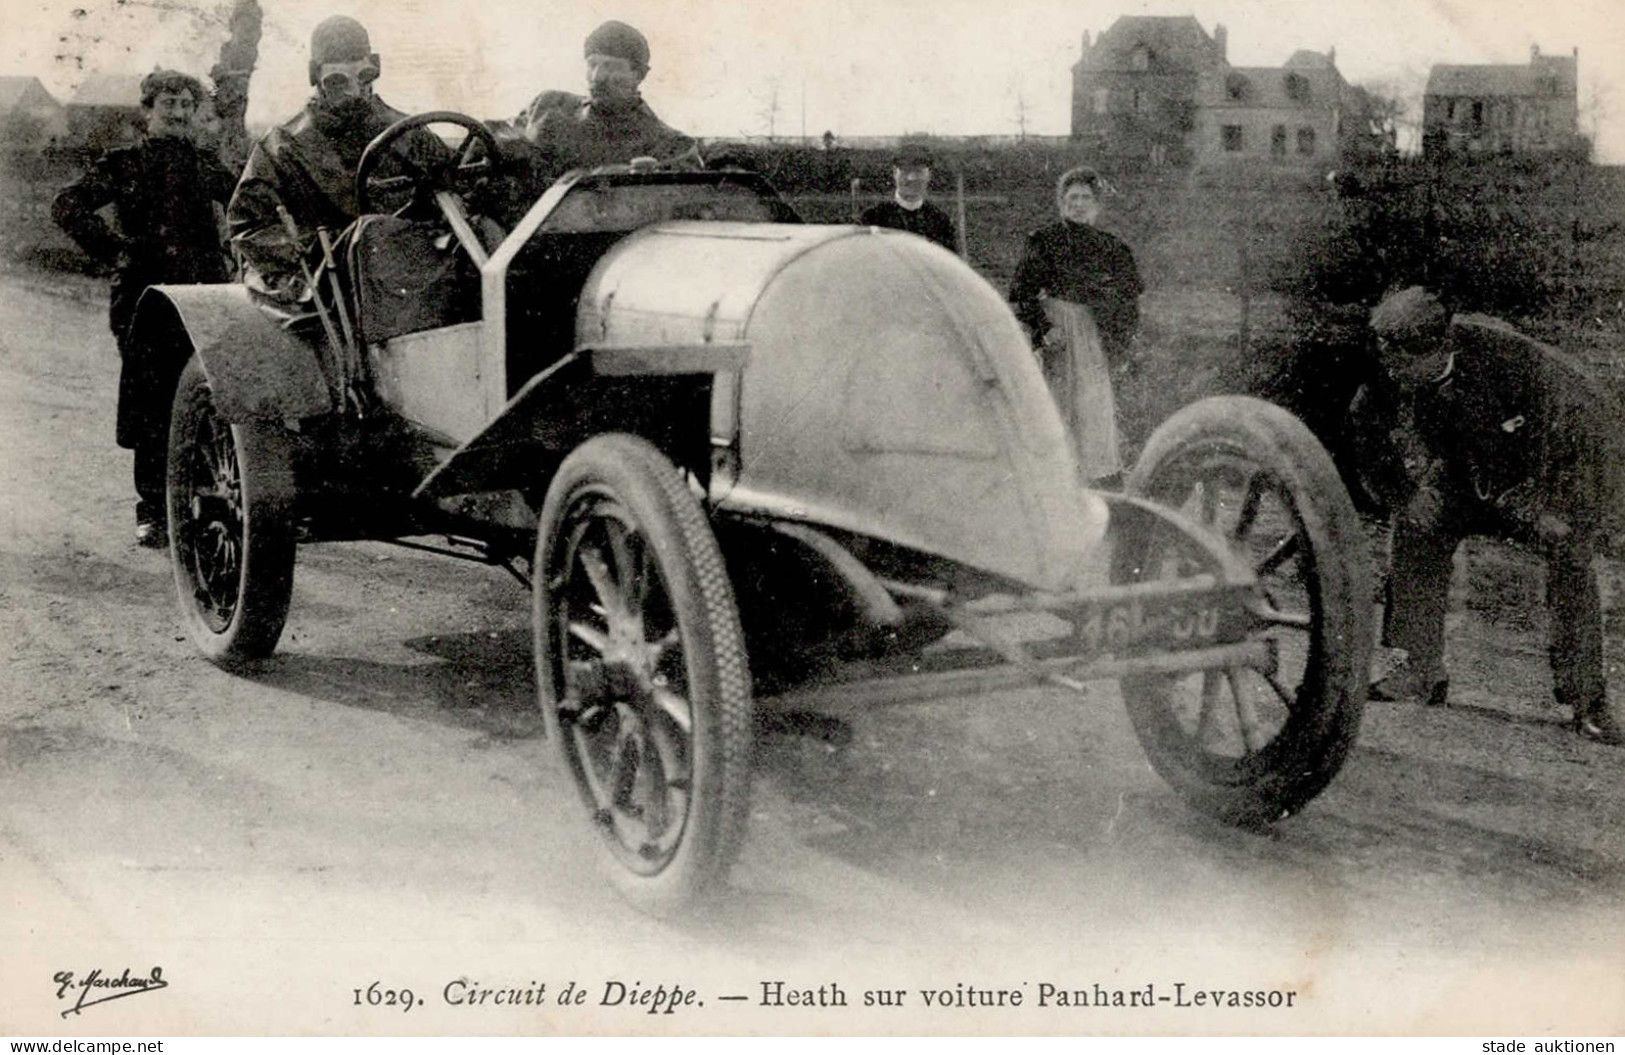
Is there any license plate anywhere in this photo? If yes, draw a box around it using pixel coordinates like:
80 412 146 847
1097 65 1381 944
1068 585 1254 658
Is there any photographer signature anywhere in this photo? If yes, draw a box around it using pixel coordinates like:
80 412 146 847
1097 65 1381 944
53 967 168 1017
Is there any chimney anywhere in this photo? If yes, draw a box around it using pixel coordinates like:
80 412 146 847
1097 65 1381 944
1214 23 1228 60
1531 43 1540 61
1082 29 1091 53
1328 45 1337 66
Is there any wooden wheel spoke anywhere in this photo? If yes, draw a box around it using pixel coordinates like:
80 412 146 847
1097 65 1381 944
651 627 680 663
605 521 652 628
567 619 612 656
650 684 693 735
1256 532 1301 576
1260 668 1298 709
1195 480 1218 526
1233 472 1264 540
1227 669 1269 755
1195 669 1223 744
1255 603 1313 630
576 540 627 625
609 722 643 809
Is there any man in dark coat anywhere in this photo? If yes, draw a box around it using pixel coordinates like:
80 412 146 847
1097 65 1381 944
859 145 958 254
53 69 237 547
229 15 449 301
514 20 695 179
1357 286 1625 745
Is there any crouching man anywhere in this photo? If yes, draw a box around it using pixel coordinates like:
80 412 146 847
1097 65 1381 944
1357 286 1625 745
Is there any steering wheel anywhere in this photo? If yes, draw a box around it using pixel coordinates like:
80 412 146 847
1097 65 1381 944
354 110 501 217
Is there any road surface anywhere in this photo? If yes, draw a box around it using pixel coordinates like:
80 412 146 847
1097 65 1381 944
1 272 1622 1035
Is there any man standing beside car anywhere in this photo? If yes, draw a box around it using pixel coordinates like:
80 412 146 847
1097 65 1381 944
515 20 696 178
859 145 958 254
53 69 238 548
228 15 448 302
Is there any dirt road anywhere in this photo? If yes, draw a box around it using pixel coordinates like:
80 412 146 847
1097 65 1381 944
1 272 1622 1036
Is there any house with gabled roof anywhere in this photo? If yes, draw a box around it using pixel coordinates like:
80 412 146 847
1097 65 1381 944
0 76 66 149
1422 45 1580 158
1070 15 1222 166
1071 16 1388 167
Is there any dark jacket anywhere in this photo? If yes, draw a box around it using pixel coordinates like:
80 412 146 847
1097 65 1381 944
53 135 236 341
516 90 694 178
1355 314 1625 539
54 135 237 449
1008 221 1142 362
859 199 958 254
228 95 450 293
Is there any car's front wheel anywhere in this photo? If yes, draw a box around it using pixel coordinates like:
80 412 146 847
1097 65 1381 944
1117 396 1371 826
166 357 297 667
533 434 753 916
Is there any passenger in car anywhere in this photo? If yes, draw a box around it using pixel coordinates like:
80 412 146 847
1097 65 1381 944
513 20 697 179
228 15 449 302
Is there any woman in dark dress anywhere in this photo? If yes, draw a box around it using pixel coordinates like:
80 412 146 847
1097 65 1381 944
1008 166 1142 484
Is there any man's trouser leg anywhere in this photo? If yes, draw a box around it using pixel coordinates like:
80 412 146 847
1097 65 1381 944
1383 513 1459 679
133 436 167 528
1546 533 1605 710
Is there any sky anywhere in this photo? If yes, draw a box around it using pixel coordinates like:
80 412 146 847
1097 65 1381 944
6 0 1623 160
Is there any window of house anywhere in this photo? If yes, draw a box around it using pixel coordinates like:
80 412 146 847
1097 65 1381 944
1226 73 1250 101
1092 88 1110 114
1472 100 1484 128
1130 45 1150 71
1447 99 1457 121
1284 73 1311 103
1222 125 1244 151
1271 124 1287 157
1296 126 1316 155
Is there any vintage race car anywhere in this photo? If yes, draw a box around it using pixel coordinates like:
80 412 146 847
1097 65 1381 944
129 112 1372 914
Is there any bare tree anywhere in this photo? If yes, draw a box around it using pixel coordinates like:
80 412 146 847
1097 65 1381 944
753 76 783 141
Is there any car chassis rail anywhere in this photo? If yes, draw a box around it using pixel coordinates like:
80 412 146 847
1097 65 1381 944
765 492 1292 716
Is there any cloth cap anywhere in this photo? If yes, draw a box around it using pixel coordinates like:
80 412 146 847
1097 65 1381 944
585 20 650 71
311 16 372 66
893 144 934 168
1369 286 1448 349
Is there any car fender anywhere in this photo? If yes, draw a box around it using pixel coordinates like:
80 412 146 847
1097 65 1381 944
128 285 335 422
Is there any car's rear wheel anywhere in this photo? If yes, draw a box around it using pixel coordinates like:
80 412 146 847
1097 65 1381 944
1118 396 1370 826
166 357 297 666
534 434 752 915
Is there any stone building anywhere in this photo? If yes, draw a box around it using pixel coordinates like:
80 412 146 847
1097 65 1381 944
0 77 66 151
1070 15 1386 167
1422 46 1580 159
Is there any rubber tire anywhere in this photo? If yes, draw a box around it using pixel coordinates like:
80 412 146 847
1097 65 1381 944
166 357 297 667
533 434 753 915
1120 395 1370 826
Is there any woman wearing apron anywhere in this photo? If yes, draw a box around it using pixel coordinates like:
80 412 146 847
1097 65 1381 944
1008 166 1143 486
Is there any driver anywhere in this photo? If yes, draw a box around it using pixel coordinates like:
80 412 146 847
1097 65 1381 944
515 20 696 177
228 15 449 300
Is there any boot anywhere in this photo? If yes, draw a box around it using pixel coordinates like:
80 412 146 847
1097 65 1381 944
1370 658 1449 706
1574 697 1625 746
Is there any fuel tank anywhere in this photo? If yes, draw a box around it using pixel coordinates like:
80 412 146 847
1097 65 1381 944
575 222 1107 592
